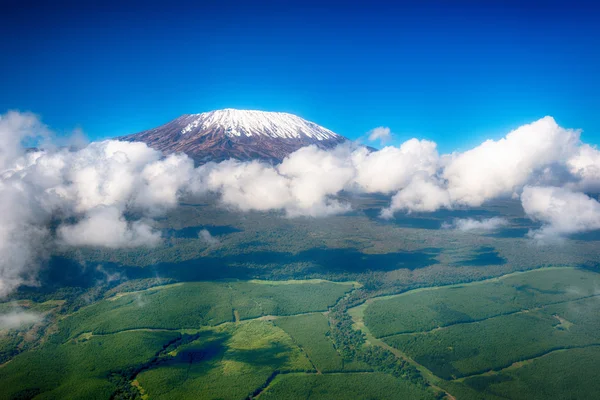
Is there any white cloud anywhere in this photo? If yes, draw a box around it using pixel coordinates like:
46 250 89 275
278 145 356 216
367 126 392 143
3 110 600 296
199 229 219 246
352 139 439 194
566 143 600 190
521 186 600 241
0 114 53 297
443 116 580 207
0 111 48 171
443 217 509 232
193 146 355 217
381 176 451 216
58 207 161 248
0 309 43 330
0 114 193 296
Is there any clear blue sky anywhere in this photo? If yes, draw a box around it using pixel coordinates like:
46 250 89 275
1 0 599 152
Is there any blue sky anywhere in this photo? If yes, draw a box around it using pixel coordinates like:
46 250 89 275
1 0 599 152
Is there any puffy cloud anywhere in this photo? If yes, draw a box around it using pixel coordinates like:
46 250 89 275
566 144 600 190
367 126 392 143
0 114 193 296
192 141 441 217
195 147 350 216
381 176 450 217
192 145 355 217
0 111 48 171
3 110 600 296
58 207 161 248
195 160 295 212
0 309 43 330
442 217 509 232
278 145 355 216
137 153 195 213
199 229 219 246
443 117 580 207
380 116 588 218
352 139 439 194
0 114 53 297
521 186 600 241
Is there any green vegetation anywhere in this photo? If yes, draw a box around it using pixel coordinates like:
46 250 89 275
274 313 370 372
460 347 600 399
57 280 353 340
0 300 64 363
259 372 437 400
385 306 600 379
367 268 600 380
6 196 600 400
364 267 600 337
231 280 354 319
56 282 232 340
137 320 313 400
0 330 181 400
327 296 429 388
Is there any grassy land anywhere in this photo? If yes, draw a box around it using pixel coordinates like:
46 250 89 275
57 280 354 340
259 372 437 400
5 198 600 399
460 346 600 399
385 303 600 379
0 299 65 363
364 267 600 337
231 281 354 319
0 330 181 400
274 313 370 372
137 320 313 400
352 267 600 396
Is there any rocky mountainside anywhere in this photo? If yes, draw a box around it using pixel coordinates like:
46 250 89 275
121 109 347 163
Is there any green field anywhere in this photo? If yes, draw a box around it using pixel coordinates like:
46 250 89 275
57 280 354 339
0 279 366 399
352 267 600 399
386 298 600 379
259 372 437 400
4 250 600 399
136 320 313 400
274 313 370 372
460 346 600 399
0 330 181 400
364 267 600 337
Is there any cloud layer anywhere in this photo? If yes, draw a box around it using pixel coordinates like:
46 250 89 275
2 111 600 296
0 116 198 296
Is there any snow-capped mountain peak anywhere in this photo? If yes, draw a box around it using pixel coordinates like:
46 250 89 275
179 109 340 140
121 108 347 163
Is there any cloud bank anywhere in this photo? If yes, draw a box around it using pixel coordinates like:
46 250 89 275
2 111 600 295
0 116 198 296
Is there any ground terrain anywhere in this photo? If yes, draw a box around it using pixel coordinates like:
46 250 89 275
2 197 600 399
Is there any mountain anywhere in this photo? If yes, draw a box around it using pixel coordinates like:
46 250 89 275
121 109 347 163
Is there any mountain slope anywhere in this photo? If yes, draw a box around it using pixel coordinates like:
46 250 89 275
121 109 347 163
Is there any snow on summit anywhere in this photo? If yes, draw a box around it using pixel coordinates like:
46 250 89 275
180 109 340 140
